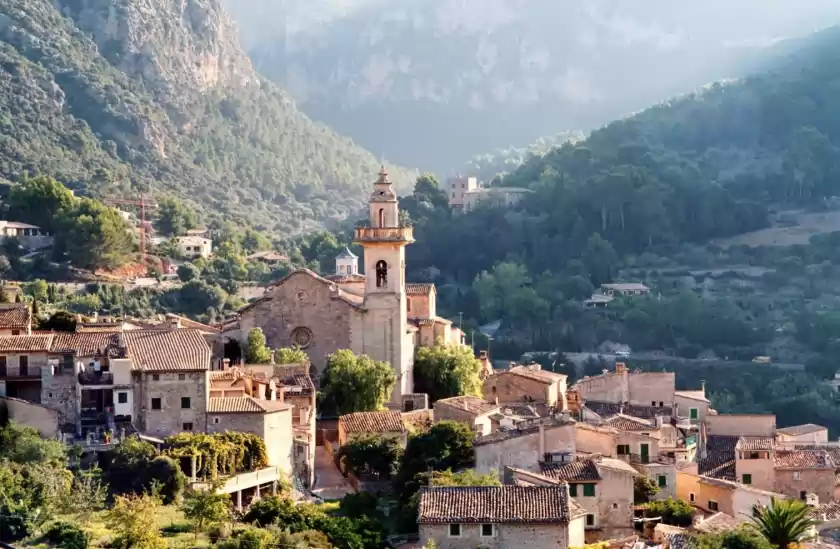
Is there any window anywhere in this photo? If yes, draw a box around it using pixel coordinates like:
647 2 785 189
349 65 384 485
407 298 411 312
152 374 159 381
0 355 6 376
659 401 664 407
690 408 699 420
151 398 161 410
375 260 388 288
213 417 220 425
448 524 461 537
585 514 596 527
793 471 801 481
481 524 494 537
178 374 186 380
181 397 191 409
378 208 384 227
569 484 578 497
11 330 19 336
117 392 128 404
800 491 807 500
48 392 52 398
583 484 596 497
19 355 28 375
689 492 695 503
617 444 630 455
651 401 656 406
743 474 752 485
182 422 193 431
708 500 719 512
658 475 667 487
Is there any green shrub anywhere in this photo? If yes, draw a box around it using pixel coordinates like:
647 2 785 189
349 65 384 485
44 521 89 549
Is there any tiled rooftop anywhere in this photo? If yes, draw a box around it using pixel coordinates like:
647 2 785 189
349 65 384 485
123 329 210 372
539 460 601 482
418 485 585 524
0 334 53 352
698 435 738 481
584 400 672 419
504 365 567 384
208 397 291 414
774 449 833 469
605 414 655 432
691 512 742 534
435 395 498 416
809 502 840 521
406 283 435 295
340 411 405 434
51 331 119 356
0 304 30 330
735 436 774 451
777 424 827 436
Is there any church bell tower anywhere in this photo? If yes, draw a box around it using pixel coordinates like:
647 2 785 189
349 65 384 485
354 166 415 404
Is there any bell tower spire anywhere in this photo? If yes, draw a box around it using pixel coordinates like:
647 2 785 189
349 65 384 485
354 166 415 405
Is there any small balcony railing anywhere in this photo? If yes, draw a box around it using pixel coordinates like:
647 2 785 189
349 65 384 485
354 226 414 243
78 371 114 385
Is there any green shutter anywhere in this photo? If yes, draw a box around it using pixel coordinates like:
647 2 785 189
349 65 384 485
583 484 596 497
569 484 578 497
743 474 752 485
690 408 698 420
658 475 667 487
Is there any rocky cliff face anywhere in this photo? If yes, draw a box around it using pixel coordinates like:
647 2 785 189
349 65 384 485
0 0 411 233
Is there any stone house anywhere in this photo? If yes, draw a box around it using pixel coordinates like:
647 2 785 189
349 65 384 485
674 390 710 424
676 471 783 518
536 458 638 540
206 397 294 475
0 220 53 249
575 423 661 465
473 416 577 477
337 410 407 447
175 235 212 258
483 365 568 410
734 436 775 490
418 485 586 549
600 283 651 297
433 395 500 435
0 303 31 335
776 424 829 444
0 334 52 402
774 449 836 503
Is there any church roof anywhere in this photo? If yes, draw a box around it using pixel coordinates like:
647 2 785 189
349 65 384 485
243 269 366 312
336 246 357 259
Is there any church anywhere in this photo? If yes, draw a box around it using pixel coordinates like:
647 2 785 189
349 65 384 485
223 168 465 406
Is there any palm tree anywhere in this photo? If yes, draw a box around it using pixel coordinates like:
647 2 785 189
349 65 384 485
750 497 816 549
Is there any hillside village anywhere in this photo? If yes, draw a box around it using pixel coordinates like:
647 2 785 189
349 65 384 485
1 169 839 549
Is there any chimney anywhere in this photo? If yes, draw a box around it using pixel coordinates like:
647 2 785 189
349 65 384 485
701 380 706 393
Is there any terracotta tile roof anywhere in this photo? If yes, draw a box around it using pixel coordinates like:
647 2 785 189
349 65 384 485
340 411 405 434
51 331 119 356
735 436 774 451
210 370 236 381
691 512 742 534
774 449 833 469
323 274 366 283
434 395 498 416
777 424 827 436
698 435 738 481
244 269 366 311
406 283 435 295
695 475 781 496
123 329 210 372
163 314 221 334
418 485 584 524
539 460 601 482
208 397 291 414
505 365 567 384
605 414 655 431
584 400 671 419
408 317 436 327
0 334 53 352
0 304 30 330
809 502 840 521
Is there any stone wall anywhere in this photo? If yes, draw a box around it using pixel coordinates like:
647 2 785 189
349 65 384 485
595 464 636 540
674 394 709 423
420 522 574 549
237 272 357 375
576 371 626 404
207 409 294 476
474 421 575 476
627 373 675 406
40 371 76 426
136 371 208 437
706 414 776 437
1 396 59 437
775 468 834 503
484 372 554 406
735 455 774 491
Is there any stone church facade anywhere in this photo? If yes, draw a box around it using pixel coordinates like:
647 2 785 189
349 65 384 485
225 168 464 406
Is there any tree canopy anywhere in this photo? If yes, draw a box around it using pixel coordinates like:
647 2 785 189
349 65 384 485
319 349 396 416
413 343 483 403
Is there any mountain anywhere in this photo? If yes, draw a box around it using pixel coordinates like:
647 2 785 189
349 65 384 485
224 0 840 173
0 0 412 234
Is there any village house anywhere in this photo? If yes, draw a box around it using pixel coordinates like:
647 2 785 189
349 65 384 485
483 364 568 411
418 485 586 549
0 220 53 249
773 449 836 504
473 415 577 477
584 283 650 308
433 395 500 436
0 303 32 335
776 424 829 444
337 410 408 447
176 235 212 258
676 471 783 518
0 333 53 401
573 364 686 420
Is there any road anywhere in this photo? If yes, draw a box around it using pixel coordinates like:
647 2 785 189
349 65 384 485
561 352 805 373
311 446 354 500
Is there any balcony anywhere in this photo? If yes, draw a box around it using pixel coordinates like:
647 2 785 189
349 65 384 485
78 371 114 385
0 365 40 379
353 226 414 243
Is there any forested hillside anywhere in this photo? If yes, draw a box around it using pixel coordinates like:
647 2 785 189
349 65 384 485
0 0 411 234
229 0 839 172
385 25 840 363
